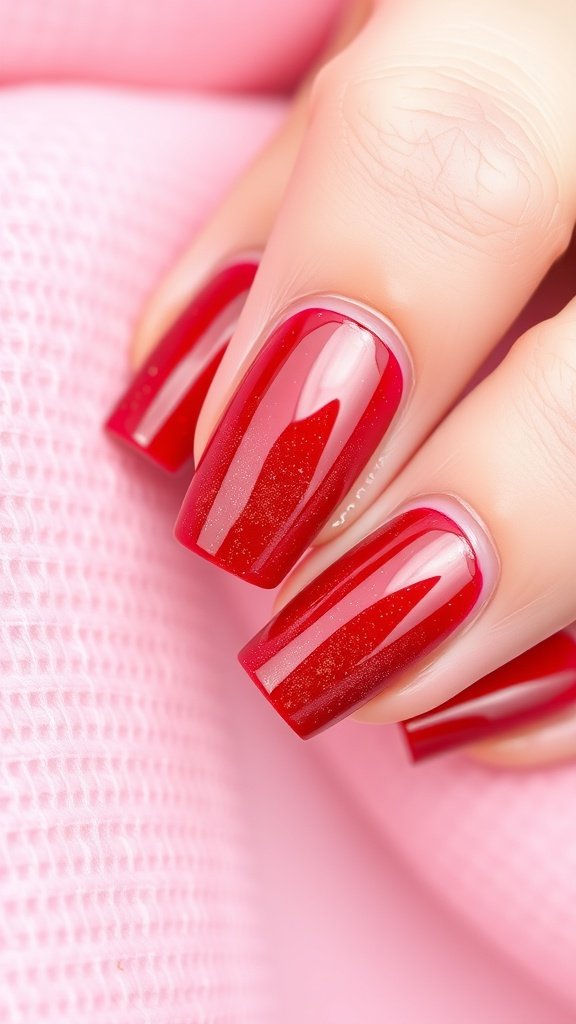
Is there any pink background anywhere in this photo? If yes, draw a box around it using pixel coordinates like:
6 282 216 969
1 2 575 1020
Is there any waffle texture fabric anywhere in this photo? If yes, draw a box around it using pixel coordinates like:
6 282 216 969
1 3 576 1022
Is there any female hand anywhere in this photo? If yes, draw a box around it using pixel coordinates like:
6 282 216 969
107 0 576 768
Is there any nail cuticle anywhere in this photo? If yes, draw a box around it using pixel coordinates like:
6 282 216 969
391 492 501 616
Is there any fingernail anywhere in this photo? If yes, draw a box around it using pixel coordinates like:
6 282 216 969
402 630 576 761
238 502 495 738
175 299 410 587
105 256 258 471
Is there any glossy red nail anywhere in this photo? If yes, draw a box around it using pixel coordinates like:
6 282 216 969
402 630 576 761
175 302 407 587
238 506 487 738
105 258 258 471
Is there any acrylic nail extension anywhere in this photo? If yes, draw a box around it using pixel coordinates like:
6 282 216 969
402 630 576 761
105 258 258 472
238 504 493 738
175 300 409 587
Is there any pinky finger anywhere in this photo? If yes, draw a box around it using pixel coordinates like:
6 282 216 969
469 703 576 769
402 630 576 767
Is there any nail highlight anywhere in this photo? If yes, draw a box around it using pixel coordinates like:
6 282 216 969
105 258 258 471
238 505 489 738
402 630 576 761
175 301 408 587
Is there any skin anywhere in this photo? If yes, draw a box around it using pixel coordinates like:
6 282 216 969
130 0 576 768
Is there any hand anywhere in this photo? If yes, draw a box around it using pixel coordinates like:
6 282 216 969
107 0 576 767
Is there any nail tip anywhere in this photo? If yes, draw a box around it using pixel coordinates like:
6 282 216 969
105 417 184 473
174 518 285 588
103 408 125 440
237 648 309 738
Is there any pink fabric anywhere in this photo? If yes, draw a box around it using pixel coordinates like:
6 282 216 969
0 0 342 92
1 4 575 1021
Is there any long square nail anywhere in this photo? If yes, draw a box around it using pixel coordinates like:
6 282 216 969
402 630 576 761
175 299 409 586
238 504 489 738
105 257 258 471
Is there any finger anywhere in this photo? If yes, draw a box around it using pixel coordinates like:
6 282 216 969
130 104 298 372
105 96 301 471
105 3 369 471
105 254 261 471
276 225 576 597
237 293 576 737
469 704 576 768
401 630 576 762
131 0 371 369
180 0 576 588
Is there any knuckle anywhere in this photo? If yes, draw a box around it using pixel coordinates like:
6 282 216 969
320 60 566 259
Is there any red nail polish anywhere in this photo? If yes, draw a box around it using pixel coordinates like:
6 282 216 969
402 630 576 761
175 301 408 587
238 506 485 738
105 258 258 471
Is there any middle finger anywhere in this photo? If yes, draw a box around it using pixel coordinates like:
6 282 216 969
178 0 576 589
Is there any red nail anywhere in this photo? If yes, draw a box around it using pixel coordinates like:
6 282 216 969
105 258 258 471
402 630 576 761
175 301 408 587
238 506 486 738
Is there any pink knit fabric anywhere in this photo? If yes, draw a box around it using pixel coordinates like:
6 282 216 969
1 4 575 1021
0 0 342 92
